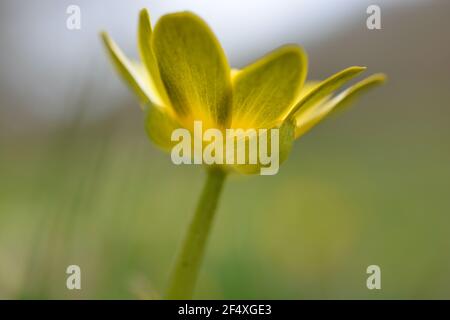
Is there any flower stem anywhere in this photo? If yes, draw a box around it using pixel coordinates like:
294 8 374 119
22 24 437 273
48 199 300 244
165 168 227 299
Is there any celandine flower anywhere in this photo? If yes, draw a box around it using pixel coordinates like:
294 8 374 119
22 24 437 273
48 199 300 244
101 9 385 299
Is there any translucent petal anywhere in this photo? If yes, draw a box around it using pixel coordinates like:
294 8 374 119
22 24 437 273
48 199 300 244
231 46 307 129
288 66 366 119
152 12 232 127
295 74 386 138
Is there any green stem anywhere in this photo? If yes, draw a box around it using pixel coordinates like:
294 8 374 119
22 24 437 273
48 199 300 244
165 168 227 299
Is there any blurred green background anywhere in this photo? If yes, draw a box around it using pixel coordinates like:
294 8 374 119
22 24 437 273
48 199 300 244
1 0 450 299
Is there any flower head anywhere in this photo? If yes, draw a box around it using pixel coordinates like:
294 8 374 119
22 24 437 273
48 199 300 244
101 9 385 174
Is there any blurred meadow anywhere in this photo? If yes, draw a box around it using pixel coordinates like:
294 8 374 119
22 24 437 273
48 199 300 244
1 0 450 299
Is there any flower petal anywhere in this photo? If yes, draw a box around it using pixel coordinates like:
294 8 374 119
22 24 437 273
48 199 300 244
293 81 320 104
145 104 183 151
287 66 366 119
152 12 232 127
101 31 154 107
295 74 386 138
137 9 171 107
102 30 180 151
326 73 386 113
229 119 296 175
231 46 307 129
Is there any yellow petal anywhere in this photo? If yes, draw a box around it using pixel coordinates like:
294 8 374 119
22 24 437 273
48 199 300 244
288 66 366 119
231 46 307 129
101 31 153 107
295 73 386 138
137 9 171 107
229 119 296 175
294 81 320 104
327 73 386 113
145 104 183 151
152 12 232 127
230 68 240 79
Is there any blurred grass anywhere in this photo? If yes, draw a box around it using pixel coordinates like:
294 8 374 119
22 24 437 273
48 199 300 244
1 90 450 299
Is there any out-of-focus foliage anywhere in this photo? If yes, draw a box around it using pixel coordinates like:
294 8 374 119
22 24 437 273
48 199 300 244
1 90 450 299
1 0 450 299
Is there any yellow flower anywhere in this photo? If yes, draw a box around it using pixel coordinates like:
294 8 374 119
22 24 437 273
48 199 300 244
101 9 385 174
101 9 387 299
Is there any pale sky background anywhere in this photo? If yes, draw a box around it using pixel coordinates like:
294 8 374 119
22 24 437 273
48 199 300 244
0 0 425 121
